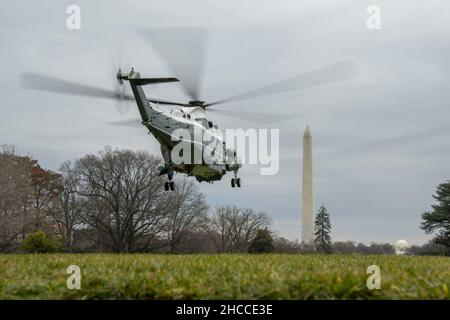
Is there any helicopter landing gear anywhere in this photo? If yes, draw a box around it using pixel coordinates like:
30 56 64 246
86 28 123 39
164 180 175 191
164 168 175 191
231 176 241 188
231 169 241 189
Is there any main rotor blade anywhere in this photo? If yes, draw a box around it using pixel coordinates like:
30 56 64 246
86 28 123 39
205 60 358 107
20 72 135 101
208 108 302 123
140 27 207 101
107 118 142 128
109 111 299 127
148 98 189 107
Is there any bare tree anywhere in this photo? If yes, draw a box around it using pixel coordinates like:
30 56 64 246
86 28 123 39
0 146 29 251
29 165 61 234
165 178 208 252
0 146 47 251
203 206 232 253
203 205 271 253
50 161 84 251
74 148 171 252
231 207 271 252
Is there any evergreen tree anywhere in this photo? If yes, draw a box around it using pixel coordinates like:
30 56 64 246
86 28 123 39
314 205 332 253
249 228 274 253
421 181 450 254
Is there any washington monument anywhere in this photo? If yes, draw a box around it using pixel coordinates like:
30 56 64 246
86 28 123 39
302 126 314 243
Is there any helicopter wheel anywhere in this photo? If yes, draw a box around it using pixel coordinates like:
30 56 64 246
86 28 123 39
164 181 170 191
231 178 236 188
236 178 241 188
169 181 175 191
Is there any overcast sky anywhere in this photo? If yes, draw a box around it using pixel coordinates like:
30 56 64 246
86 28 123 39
1 0 449 244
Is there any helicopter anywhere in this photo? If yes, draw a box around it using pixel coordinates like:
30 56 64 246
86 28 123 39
19 28 357 191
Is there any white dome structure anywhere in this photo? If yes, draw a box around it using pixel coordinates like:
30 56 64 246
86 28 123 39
395 239 411 255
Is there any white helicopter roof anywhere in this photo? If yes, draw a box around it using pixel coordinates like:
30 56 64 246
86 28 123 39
182 106 205 119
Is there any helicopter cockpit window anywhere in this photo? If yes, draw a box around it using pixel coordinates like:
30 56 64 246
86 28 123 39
195 118 208 128
208 121 213 128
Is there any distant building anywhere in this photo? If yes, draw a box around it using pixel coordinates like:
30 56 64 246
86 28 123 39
394 239 411 255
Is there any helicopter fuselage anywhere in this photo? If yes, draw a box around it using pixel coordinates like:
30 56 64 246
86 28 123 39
127 71 240 183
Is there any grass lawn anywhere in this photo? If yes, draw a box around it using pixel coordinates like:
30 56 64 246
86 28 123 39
0 254 448 299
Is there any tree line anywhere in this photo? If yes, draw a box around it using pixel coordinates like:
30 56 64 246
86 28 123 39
1 144 448 255
0 146 271 253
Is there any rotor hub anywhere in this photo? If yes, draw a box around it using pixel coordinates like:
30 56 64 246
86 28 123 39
188 100 205 107
117 69 123 85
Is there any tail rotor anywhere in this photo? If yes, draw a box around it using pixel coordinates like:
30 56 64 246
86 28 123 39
111 57 133 115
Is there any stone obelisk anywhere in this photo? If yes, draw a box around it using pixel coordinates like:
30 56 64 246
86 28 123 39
302 126 314 243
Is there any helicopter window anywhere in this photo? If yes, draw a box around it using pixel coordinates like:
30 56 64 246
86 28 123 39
208 121 213 128
187 114 191 119
196 118 208 128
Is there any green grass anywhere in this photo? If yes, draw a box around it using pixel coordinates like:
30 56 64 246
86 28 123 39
0 254 448 299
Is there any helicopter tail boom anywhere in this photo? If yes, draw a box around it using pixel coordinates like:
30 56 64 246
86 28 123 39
117 70 178 86
117 69 178 122
129 77 178 85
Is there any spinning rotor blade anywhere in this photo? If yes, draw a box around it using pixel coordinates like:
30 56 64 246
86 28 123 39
20 72 135 101
205 60 358 107
140 27 207 101
148 98 189 107
107 118 142 128
208 108 302 123
110 56 134 115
